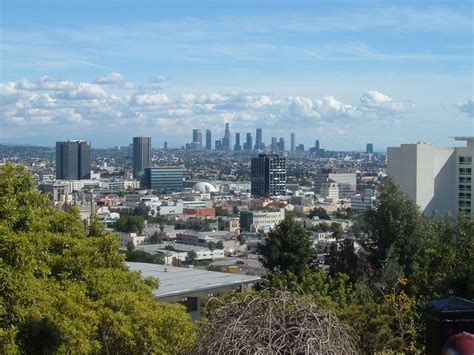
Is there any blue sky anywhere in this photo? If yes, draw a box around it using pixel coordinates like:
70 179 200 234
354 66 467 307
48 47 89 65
1 0 473 150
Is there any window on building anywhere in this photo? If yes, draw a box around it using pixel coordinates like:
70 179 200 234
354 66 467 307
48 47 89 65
459 156 472 165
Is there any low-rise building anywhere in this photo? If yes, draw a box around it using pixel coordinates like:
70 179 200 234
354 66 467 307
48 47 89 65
240 208 285 232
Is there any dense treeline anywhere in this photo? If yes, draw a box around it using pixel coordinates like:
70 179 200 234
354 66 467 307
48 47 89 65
0 163 195 353
257 178 474 352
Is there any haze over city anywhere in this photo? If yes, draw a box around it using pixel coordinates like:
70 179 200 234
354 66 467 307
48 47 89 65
1 0 473 150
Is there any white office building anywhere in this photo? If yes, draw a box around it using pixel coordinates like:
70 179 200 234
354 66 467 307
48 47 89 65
387 137 473 218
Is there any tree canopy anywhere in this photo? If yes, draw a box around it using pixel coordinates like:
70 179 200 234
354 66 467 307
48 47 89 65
0 163 195 353
258 215 314 276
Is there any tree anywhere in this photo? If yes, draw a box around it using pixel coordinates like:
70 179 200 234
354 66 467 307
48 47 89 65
237 234 246 246
149 231 162 244
208 242 217 261
186 250 198 264
258 216 314 277
215 240 224 249
0 163 195 353
309 207 330 220
114 214 145 234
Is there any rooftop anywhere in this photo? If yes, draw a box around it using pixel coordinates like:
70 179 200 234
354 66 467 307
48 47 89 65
126 262 261 299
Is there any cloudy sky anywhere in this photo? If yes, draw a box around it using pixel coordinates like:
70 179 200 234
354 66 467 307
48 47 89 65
1 0 473 150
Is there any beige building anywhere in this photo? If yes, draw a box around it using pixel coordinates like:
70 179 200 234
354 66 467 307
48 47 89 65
319 179 339 202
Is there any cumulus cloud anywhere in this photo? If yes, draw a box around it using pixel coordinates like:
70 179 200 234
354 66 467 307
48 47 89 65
94 72 125 85
359 90 413 114
1 76 414 134
457 98 474 117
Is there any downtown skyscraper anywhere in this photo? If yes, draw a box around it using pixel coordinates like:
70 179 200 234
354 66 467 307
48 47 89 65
133 137 151 179
55 140 91 180
255 128 263 150
222 123 232 151
206 129 212 150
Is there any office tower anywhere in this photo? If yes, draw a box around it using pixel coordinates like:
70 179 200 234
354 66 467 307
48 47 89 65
144 166 184 192
315 168 356 198
311 140 325 157
206 129 212 150
315 140 320 150
366 143 374 154
279 137 285 152
133 137 151 179
234 132 241 151
222 122 232 150
244 132 253 151
251 153 286 197
215 139 222 150
192 129 202 149
271 137 278 152
296 144 305 152
291 133 295 152
255 128 263 150
164 141 168 149
56 140 91 180
388 137 474 218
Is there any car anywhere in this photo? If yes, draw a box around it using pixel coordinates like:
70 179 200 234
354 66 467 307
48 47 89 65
236 260 245 265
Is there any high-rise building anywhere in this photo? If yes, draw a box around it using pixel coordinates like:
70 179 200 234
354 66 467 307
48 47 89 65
315 140 320 150
296 144 305 152
133 137 151 179
56 140 91 180
206 129 212 150
244 133 253 151
366 143 374 154
290 133 295 152
315 168 356 198
234 132 242 151
255 128 263 150
144 166 184 192
222 123 232 150
271 137 278 152
279 138 285 152
192 129 202 149
251 153 286 197
164 141 168 149
388 137 474 218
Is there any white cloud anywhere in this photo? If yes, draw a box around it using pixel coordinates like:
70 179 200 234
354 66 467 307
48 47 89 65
94 72 125 85
1 76 414 134
57 83 107 100
457 98 474 117
359 90 413 115
131 93 170 106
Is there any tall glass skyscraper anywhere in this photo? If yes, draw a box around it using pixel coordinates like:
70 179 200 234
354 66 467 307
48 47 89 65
251 153 286 197
55 140 91 180
291 133 295 152
206 129 212 150
255 128 262 150
133 137 151 179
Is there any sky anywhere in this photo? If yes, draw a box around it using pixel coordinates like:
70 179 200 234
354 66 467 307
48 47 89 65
1 0 473 150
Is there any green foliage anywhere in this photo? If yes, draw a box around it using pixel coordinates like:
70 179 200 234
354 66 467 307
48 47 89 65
309 207 330 220
114 214 145 234
126 250 165 265
0 163 195 353
258 215 314 276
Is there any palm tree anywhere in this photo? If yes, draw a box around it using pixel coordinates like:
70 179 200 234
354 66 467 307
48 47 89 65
208 241 216 261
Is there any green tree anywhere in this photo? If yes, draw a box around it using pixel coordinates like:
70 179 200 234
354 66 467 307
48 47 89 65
0 163 195 353
258 216 314 276
186 250 198 264
114 214 145 234
309 207 330 220
208 242 216 261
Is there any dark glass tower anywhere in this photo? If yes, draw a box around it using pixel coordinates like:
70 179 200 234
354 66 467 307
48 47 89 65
255 128 262 150
206 129 212 150
56 140 91 180
251 153 286 197
133 137 151 179
244 133 253 151
290 133 295 152
234 132 242 151
366 143 374 154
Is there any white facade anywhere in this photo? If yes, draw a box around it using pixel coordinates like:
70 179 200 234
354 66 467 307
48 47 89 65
350 190 376 213
250 208 285 232
388 138 473 218
320 179 339 202
120 233 148 248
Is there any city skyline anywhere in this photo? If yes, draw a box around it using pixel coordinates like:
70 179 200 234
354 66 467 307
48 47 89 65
1 0 473 150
